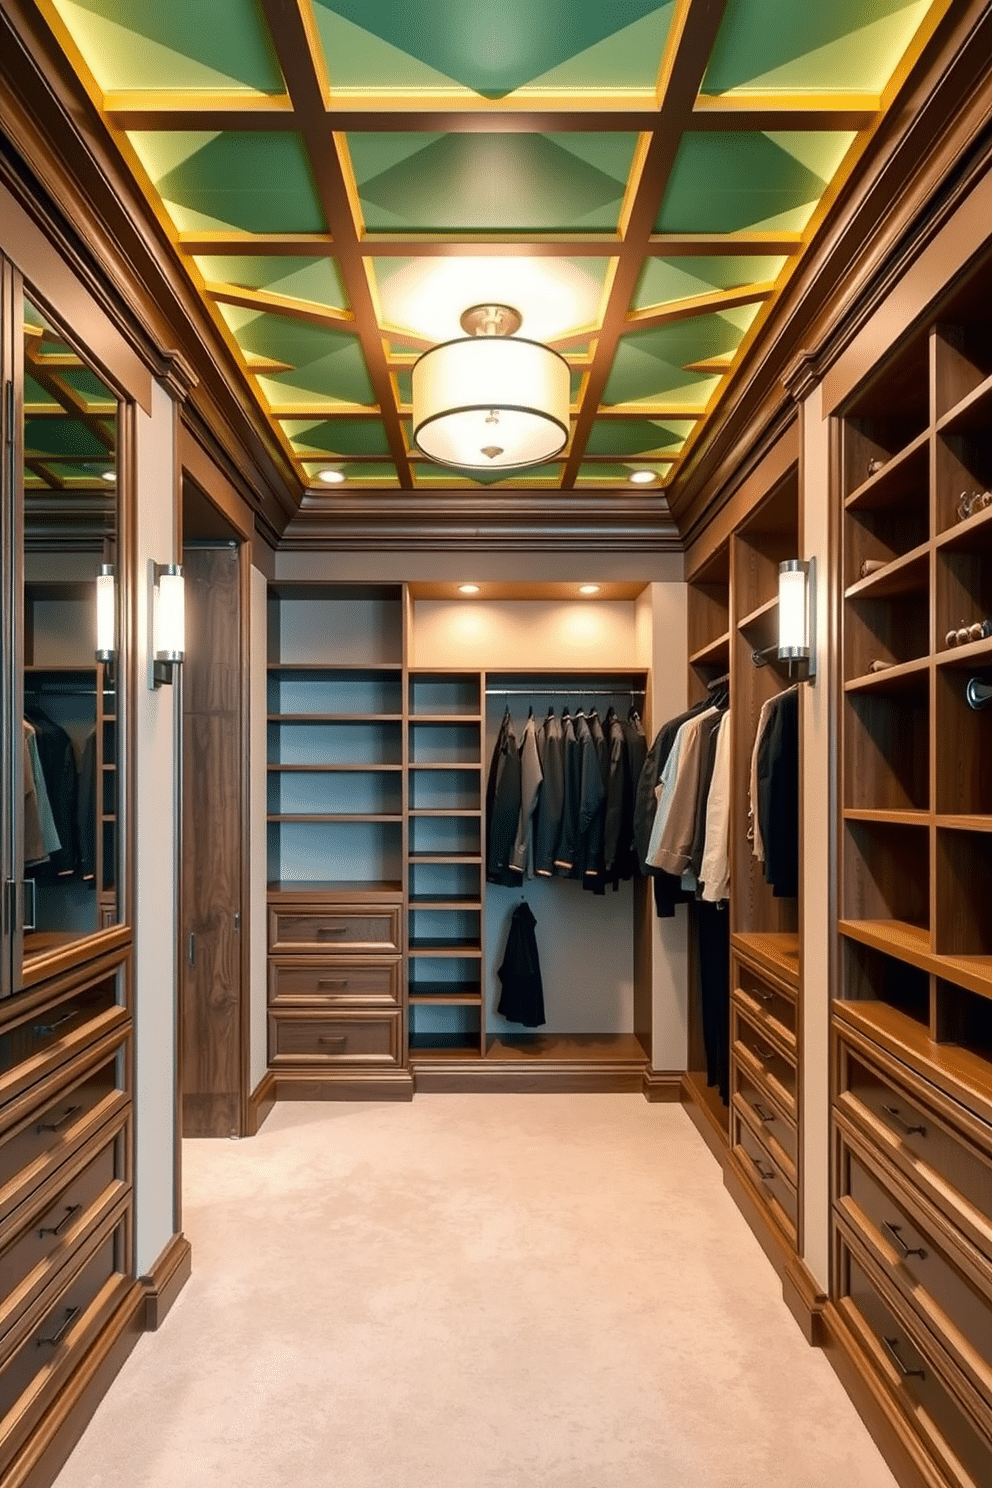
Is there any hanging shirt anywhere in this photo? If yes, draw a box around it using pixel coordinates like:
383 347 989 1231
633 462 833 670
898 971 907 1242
509 712 542 876
700 711 732 904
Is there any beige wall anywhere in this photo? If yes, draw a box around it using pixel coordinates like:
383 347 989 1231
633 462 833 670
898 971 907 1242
413 598 637 669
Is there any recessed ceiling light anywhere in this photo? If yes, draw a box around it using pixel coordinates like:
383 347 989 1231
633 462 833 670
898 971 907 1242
458 584 480 595
629 469 656 485
579 584 600 595
317 469 346 485
101 470 116 483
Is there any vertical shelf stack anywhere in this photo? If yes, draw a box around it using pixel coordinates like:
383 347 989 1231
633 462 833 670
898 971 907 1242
833 275 992 1488
406 672 484 1059
728 475 802 1263
266 585 409 1095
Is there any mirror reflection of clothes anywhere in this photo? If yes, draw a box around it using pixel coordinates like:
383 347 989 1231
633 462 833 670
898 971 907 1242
24 706 79 880
24 720 60 866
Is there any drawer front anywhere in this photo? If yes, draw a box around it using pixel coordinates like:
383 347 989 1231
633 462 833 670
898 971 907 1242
0 1224 124 1430
0 977 122 1093
269 959 401 1008
839 1049 992 1263
733 1111 798 1243
0 1054 123 1205
838 1135 992 1403
732 1062 797 1170
268 906 401 954
733 1006 797 1113
734 965 797 1045
838 1239 992 1488
0 1125 126 1337
269 1011 401 1065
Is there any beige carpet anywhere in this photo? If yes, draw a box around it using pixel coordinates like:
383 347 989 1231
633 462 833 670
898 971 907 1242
54 1096 897 1488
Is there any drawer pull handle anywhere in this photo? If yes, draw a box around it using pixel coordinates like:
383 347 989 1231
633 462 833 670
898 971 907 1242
754 1103 775 1124
318 1036 347 1048
317 928 349 938
32 1012 75 1036
753 1159 776 1182
882 1221 926 1260
39 1203 82 1238
318 979 349 989
753 1042 776 1062
752 989 774 1004
37 1104 81 1134
882 1104 926 1137
37 1305 80 1348
882 1335 925 1380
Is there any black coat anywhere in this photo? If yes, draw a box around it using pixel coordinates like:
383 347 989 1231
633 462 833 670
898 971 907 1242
758 689 799 898
553 712 579 873
496 901 545 1028
25 705 79 881
634 700 711 917
486 710 521 886
533 710 564 876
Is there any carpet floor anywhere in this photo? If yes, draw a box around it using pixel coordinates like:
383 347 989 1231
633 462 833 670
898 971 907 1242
53 1096 898 1488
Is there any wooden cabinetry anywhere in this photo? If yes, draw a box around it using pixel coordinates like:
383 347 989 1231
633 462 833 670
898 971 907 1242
834 268 992 1486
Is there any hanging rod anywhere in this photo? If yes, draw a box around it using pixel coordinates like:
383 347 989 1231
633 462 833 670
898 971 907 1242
707 672 730 689
486 688 646 698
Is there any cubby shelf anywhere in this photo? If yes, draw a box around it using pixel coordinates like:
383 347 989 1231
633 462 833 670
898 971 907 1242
844 542 930 600
408 896 482 909
409 714 483 724
844 430 930 511
267 713 404 723
268 813 402 823
267 663 402 672
732 931 800 989
408 763 482 771
409 939 483 956
408 854 482 865
935 633 992 668
840 918 992 1002
409 992 482 1006
935 501 992 550
843 808 930 827
936 368 992 436
267 764 403 773
689 630 730 668
408 808 480 818
844 656 930 694
737 595 778 634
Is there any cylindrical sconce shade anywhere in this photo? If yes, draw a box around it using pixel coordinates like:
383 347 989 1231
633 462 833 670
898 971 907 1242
95 564 116 661
155 565 185 662
778 559 810 661
412 336 570 469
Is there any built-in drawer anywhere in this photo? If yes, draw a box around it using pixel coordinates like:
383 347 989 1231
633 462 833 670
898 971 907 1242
733 966 797 1047
732 1062 797 1175
268 905 401 955
0 976 124 1098
269 958 401 1008
268 1010 402 1066
0 1050 126 1224
837 1045 992 1265
733 1110 798 1245
0 1219 126 1440
837 1132 992 1407
838 1239 992 1488
0 1119 128 1344
732 1005 797 1117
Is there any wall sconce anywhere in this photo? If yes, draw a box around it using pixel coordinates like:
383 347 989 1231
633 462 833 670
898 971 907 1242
752 557 816 681
149 561 185 689
95 563 116 664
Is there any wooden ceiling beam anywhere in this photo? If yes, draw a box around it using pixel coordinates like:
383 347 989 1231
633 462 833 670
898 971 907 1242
647 232 803 255
562 0 733 488
177 232 336 256
689 93 877 132
259 0 411 488
625 281 776 330
357 237 623 257
204 282 355 331
271 404 384 419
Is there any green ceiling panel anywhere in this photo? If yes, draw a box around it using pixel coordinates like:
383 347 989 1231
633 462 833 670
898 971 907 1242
348 132 636 232
283 419 391 456
631 255 787 310
524 4 676 93
704 0 929 96
53 0 284 94
313 2 671 99
585 418 695 457
655 131 855 235
25 418 109 459
605 312 749 405
192 256 349 310
220 310 373 405
128 132 326 233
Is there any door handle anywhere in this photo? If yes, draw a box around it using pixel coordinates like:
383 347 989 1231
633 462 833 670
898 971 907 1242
23 879 36 932
39 1203 82 1238
882 1104 926 1137
188 933 195 968
882 1335 925 1380
882 1221 926 1260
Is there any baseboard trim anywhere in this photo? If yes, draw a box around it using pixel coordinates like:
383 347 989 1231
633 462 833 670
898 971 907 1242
641 1070 682 1103
820 1301 942 1488
724 1149 794 1281
412 1061 644 1095
782 1253 828 1346
140 1233 192 1331
269 1071 416 1102
679 1073 729 1164
6 1280 145 1488
246 1070 277 1134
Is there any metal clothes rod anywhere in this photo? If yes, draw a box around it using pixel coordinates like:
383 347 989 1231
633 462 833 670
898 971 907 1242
486 688 646 698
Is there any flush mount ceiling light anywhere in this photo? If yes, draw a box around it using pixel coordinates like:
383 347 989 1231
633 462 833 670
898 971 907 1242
412 304 570 471
628 469 657 485
458 584 480 594
100 469 116 483
579 584 600 595
317 469 346 485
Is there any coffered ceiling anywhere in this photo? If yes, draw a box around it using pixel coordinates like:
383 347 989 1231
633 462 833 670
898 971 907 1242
37 0 951 501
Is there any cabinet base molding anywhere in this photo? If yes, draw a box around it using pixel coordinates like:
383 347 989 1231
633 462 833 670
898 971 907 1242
680 1072 730 1164
782 1254 828 1347
642 1070 682 1103
820 1301 947 1488
140 1234 193 1331
269 1070 415 1102
412 1060 644 1095
4 1281 145 1488
247 1071 277 1134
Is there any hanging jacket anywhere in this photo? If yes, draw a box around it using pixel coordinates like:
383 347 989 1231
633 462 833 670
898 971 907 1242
553 711 579 874
533 710 564 877
485 709 521 886
688 712 724 883
616 710 646 881
633 699 710 871
758 689 799 898
25 705 79 880
509 711 542 875
496 901 545 1028
78 727 98 881
571 711 606 881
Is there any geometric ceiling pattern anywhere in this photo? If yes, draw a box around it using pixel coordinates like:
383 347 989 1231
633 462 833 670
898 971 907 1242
40 0 948 496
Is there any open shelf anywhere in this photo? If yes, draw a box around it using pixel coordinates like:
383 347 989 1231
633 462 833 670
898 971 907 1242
844 429 929 511
737 595 778 635
844 657 930 695
731 931 800 989
689 630 730 669
843 542 929 601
